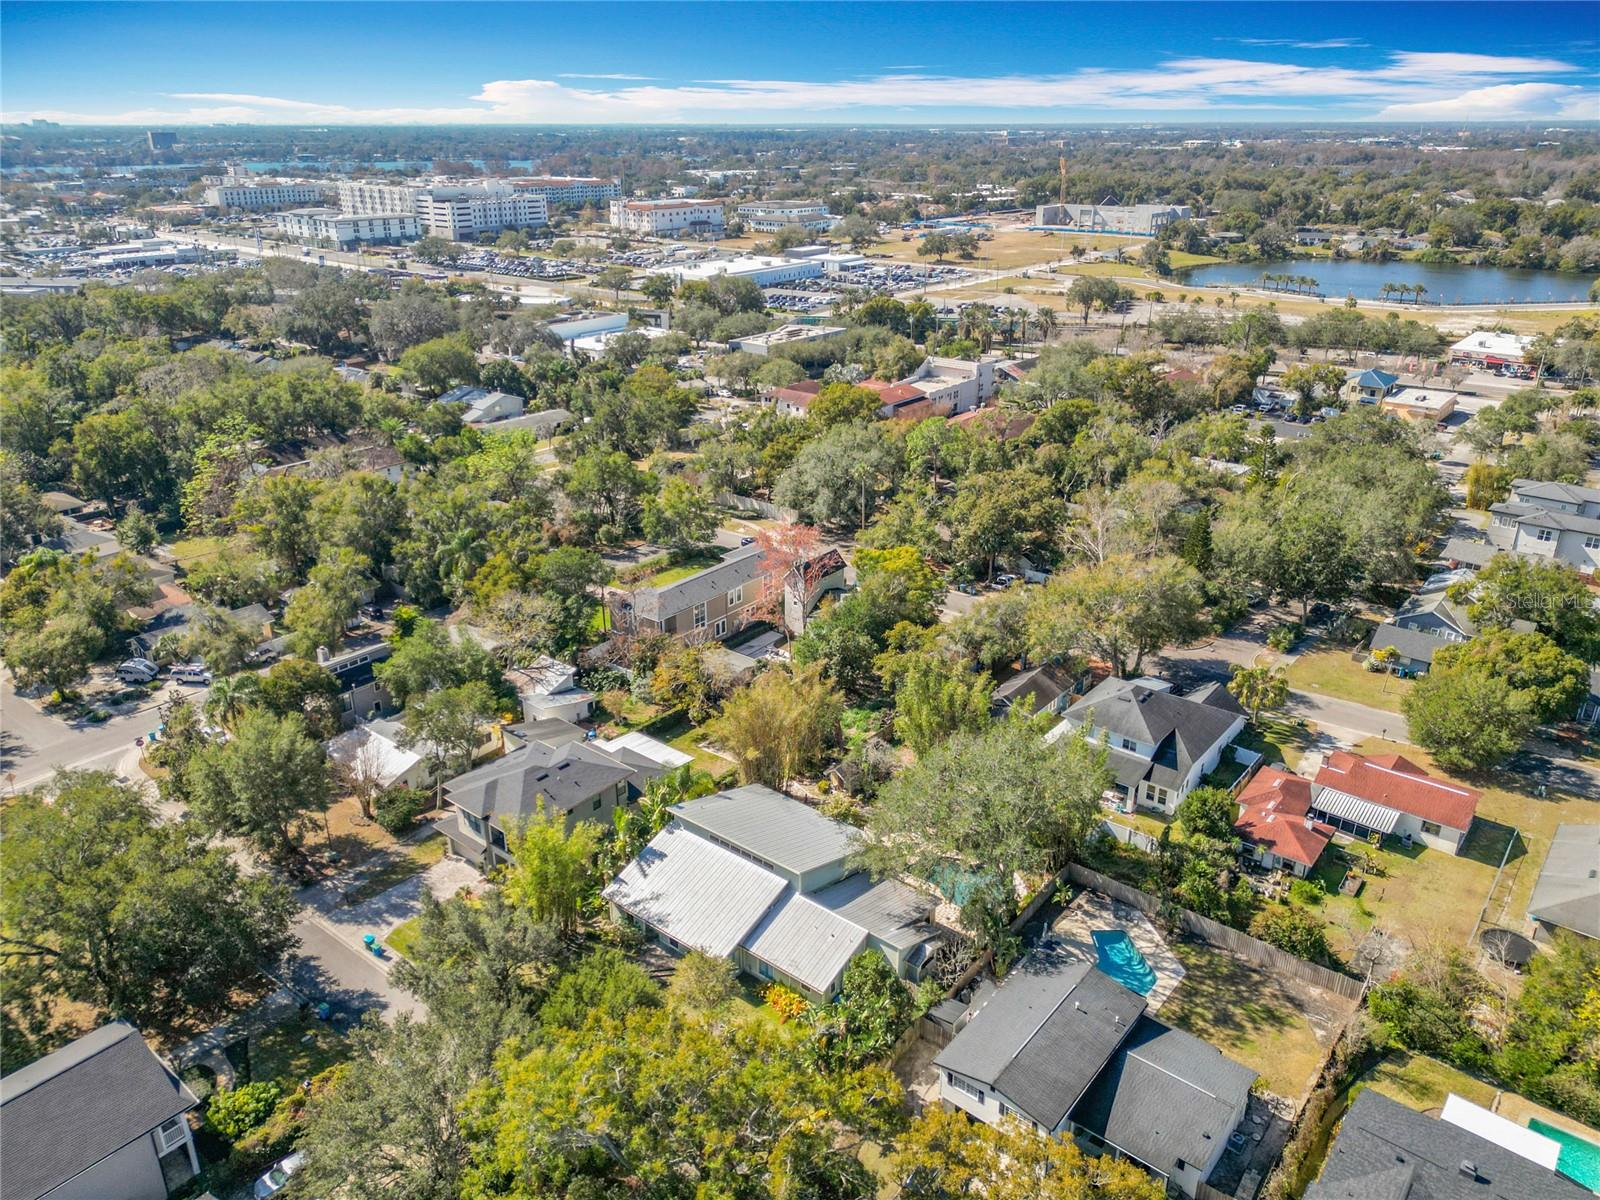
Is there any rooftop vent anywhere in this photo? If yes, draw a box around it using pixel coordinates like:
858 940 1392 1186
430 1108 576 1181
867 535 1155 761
1459 1160 1477 1181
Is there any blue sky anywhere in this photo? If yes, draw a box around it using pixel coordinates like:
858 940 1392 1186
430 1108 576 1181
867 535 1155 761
3 1 1597 125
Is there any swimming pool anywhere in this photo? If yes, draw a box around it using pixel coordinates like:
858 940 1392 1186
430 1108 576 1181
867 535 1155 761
1529 1119 1600 1192
1092 929 1157 995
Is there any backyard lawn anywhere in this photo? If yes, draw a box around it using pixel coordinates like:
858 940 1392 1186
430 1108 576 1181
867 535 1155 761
1357 1051 1496 1113
633 548 723 588
1236 717 1318 773
1285 647 1413 713
168 535 227 570
1159 940 1346 1102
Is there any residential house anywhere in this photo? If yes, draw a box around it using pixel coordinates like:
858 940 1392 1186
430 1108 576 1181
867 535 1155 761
436 385 525 425
441 717 668 867
1526 823 1600 943
325 717 438 793
949 406 1037 441
766 379 822 417
506 656 596 724
1487 480 1600 576
129 598 272 661
1305 1088 1588 1199
1344 368 1399 405
990 662 1085 719
604 786 942 1002
1311 750 1480 854
1233 767 1333 877
611 543 847 642
303 636 394 726
1046 677 1247 814
934 948 1256 1198
1367 580 1533 675
0 1021 200 1200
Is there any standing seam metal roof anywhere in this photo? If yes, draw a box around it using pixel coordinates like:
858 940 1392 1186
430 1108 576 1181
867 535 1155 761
670 786 858 877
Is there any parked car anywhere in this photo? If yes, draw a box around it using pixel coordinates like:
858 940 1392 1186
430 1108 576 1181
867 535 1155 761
254 1151 304 1199
116 658 159 684
170 662 213 686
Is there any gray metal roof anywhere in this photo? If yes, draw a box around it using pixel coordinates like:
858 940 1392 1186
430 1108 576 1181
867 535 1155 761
1527 823 1600 940
631 543 766 622
1441 538 1496 568
1511 478 1600 507
810 872 939 952
1072 1016 1257 1180
934 947 1146 1131
742 890 868 995
602 821 787 957
1306 1088 1589 1200
670 786 857 877
1 1021 197 1200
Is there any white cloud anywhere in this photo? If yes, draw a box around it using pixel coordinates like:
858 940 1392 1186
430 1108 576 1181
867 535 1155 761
556 72 655 80
1231 37 1369 50
4 49 1589 125
1376 82 1597 121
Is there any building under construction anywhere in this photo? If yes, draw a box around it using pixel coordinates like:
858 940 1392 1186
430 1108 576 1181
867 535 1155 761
1033 201 1192 236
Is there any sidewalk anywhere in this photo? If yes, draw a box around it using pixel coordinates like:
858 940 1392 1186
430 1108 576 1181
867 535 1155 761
299 856 481 973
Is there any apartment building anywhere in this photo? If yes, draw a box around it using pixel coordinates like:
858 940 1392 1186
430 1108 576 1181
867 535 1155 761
609 198 726 236
202 180 328 211
1033 202 1193 235
510 176 621 206
735 201 836 233
1487 479 1600 576
273 207 420 248
336 180 547 239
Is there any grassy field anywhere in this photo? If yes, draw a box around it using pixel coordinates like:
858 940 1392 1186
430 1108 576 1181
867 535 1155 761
1286 647 1414 713
1355 1051 1599 1141
385 915 422 959
1159 940 1343 1102
343 834 446 906
862 228 1127 270
168 535 227 570
247 1014 351 1090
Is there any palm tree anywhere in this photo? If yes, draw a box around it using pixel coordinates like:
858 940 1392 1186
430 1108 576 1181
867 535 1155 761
1413 284 1428 306
204 673 262 730
1228 290 1240 309
1036 305 1057 344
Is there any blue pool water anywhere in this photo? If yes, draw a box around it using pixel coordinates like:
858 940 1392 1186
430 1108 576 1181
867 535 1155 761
1092 929 1157 995
1530 1119 1600 1192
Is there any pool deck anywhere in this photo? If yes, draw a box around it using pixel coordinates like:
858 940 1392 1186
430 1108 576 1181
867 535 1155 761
1051 890 1186 1011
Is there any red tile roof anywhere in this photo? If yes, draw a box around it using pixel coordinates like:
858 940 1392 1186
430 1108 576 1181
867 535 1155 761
1234 767 1333 868
1314 751 1481 831
767 380 821 408
876 383 927 405
856 378 896 394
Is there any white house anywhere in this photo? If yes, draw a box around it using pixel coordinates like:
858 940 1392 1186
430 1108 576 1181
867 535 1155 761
506 657 596 724
1311 750 1480 855
325 718 437 792
1487 479 1600 576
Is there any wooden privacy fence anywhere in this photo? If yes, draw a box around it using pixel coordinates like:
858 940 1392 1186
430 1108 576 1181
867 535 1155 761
1064 863 1366 1002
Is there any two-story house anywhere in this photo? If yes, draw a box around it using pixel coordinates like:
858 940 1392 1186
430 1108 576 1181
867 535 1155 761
1344 367 1399 405
1487 479 1600 577
934 950 1256 1199
1 1021 200 1200
604 785 943 1002
1046 677 1247 814
440 717 668 868
612 544 848 642
505 656 596 724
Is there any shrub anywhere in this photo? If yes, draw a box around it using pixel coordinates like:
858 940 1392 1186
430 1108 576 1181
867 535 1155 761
763 982 810 1022
1249 903 1333 965
1288 878 1324 907
206 1081 282 1140
1266 622 1303 653
372 784 427 835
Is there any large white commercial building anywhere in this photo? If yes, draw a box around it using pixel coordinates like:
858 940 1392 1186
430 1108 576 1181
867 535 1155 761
203 180 328 211
670 254 821 288
510 176 622 206
1033 202 1193 235
273 207 420 248
736 201 837 234
610 198 726 236
336 180 546 240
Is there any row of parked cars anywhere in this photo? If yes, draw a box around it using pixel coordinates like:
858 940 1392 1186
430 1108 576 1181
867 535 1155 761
115 658 212 687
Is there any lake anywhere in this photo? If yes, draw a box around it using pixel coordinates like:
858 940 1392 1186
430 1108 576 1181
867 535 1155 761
1176 258 1595 306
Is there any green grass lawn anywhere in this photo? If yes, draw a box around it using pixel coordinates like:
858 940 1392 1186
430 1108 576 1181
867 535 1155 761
1159 940 1334 1102
1285 647 1413 713
1357 1051 1496 1113
169 535 227 570
1110 809 1175 840
636 549 723 588
385 915 423 959
1236 718 1317 772
248 1014 352 1091
343 834 446 906
1168 250 1227 269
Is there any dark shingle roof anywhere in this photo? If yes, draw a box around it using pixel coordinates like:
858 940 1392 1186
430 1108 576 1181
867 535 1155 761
992 662 1078 715
1 1021 196 1200
446 737 663 821
1072 1016 1257 1179
1306 1089 1588 1200
1062 678 1243 787
934 948 1145 1131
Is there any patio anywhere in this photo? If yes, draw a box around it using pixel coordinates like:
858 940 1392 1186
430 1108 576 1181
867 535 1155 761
1049 890 1186 1011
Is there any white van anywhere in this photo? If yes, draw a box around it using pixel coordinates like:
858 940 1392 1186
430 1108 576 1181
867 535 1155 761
116 658 159 684
170 662 213 686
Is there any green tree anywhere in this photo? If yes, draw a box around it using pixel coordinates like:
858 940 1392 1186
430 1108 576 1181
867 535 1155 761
1248 904 1334 966
1431 630 1589 723
774 422 901 529
894 652 993 757
1279 362 1347 418
374 617 502 709
502 803 601 934
182 709 332 859
1227 664 1289 722
0 772 297 1034
1027 554 1206 678
399 680 499 778
540 947 662 1032
206 1082 282 1140
4 612 102 698
806 949 919 1072
1403 667 1534 772
808 381 884 428
258 656 342 737
233 474 320 580
1461 554 1600 660
640 273 677 307
562 449 653 539
641 477 717 551
711 661 844 788
114 503 159 555
947 467 1065 582
669 951 741 1015
398 333 479 397
1176 785 1238 841
650 641 720 725
284 549 372 658
594 265 634 301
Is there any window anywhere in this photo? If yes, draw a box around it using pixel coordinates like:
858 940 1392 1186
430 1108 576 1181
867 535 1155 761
945 1072 985 1103
727 585 744 608
155 1115 188 1154
758 961 773 980
714 618 727 638
1120 737 1138 752
593 795 603 812
693 602 707 629
1533 528 1556 543
1585 535 1600 550
490 825 507 851
463 812 484 838
1421 820 1442 836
